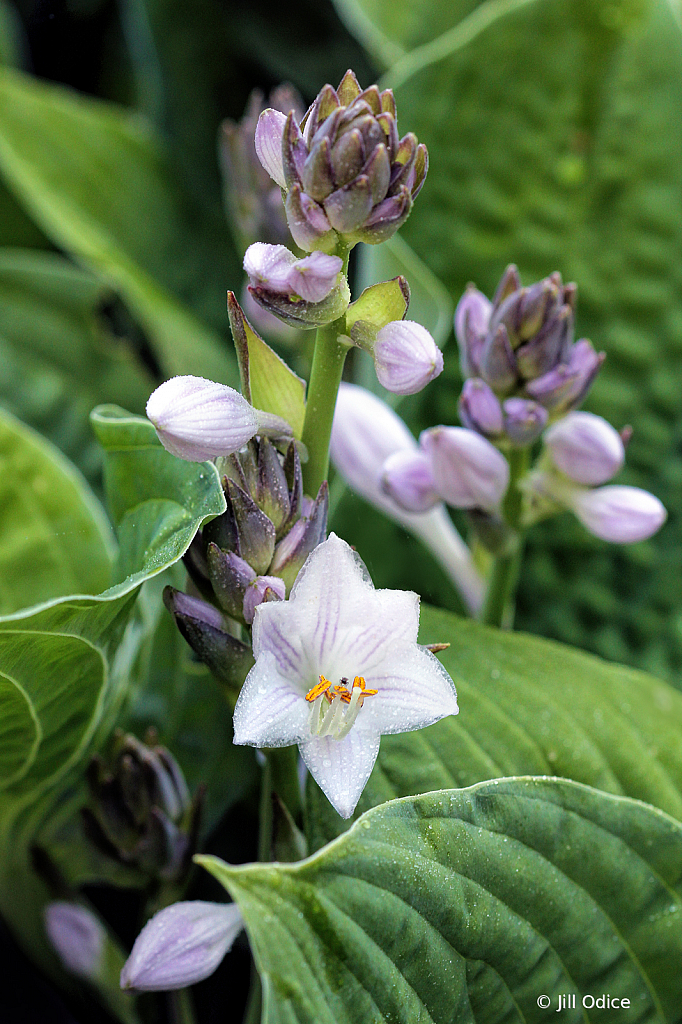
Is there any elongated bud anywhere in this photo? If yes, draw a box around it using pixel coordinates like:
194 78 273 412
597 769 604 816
373 320 443 395
120 901 243 991
206 545 256 619
163 587 254 687
285 182 337 252
569 485 666 543
381 449 439 512
544 411 624 485
480 323 517 393
454 286 491 378
244 243 343 303
254 108 287 189
269 482 328 591
502 397 548 445
243 574 286 624
146 377 259 461
458 378 503 437
526 338 604 411
420 426 510 510
45 903 105 981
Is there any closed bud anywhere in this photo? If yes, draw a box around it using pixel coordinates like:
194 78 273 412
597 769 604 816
502 397 548 445
544 411 624 485
380 449 439 512
285 183 337 253
515 304 573 380
254 107 288 190
206 545 256 619
225 478 276 576
164 587 254 687
458 378 503 437
420 426 510 510
269 482 329 591
373 320 443 395
491 264 521 309
121 901 243 991
146 377 259 462
480 323 517 393
454 286 491 378
526 338 605 412
243 574 286 624
244 242 349 328
569 485 667 543
45 903 105 981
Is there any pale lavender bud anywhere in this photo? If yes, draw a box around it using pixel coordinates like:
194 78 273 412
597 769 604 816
286 251 343 302
243 242 296 293
120 901 243 992
526 338 604 412
243 243 342 303
146 376 259 461
544 411 625 485
569 485 667 543
45 903 105 981
373 320 443 395
420 426 510 510
380 449 439 512
243 574 286 624
254 108 287 189
502 397 548 445
458 378 503 437
454 286 491 378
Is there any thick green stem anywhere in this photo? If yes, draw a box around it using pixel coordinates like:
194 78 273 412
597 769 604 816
168 988 197 1024
480 447 529 628
301 249 351 497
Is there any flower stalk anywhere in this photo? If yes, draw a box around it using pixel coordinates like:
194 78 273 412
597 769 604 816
479 445 529 628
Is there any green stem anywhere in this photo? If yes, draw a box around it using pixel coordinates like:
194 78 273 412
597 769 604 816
480 446 529 629
301 249 351 497
168 988 197 1024
242 963 262 1024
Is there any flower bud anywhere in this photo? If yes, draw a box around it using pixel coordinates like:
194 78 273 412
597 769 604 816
526 338 604 412
544 411 624 485
146 377 259 462
381 449 439 512
269 482 328 591
163 587 254 687
120 901 243 991
243 575 286 624
502 397 548 445
254 107 288 189
206 545 256 619
373 320 443 394
480 323 517 393
45 903 105 981
458 378 503 437
569 485 667 543
420 426 510 510
243 243 343 303
454 286 491 378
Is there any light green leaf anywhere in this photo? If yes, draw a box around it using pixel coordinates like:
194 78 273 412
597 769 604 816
90 404 226 587
309 604 682 849
229 293 306 438
202 777 682 1023
0 407 114 615
0 67 234 382
345 277 410 348
0 247 153 483
332 0 481 63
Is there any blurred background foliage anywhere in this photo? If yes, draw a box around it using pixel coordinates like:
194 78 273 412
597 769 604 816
0 0 680 691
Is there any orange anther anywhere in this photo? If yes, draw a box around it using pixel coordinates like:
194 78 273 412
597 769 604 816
306 676 332 702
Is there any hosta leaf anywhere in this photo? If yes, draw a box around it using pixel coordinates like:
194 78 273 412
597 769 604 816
379 0 682 678
0 247 153 484
202 777 682 1023
332 0 481 64
308 604 682 849
0 67 235 382
0 407 114 615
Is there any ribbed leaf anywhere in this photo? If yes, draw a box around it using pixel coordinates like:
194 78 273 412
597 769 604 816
202 777 682 1023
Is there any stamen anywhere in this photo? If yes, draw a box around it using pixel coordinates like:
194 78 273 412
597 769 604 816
353 676 377 696
306 675 332 702
307 673 379 739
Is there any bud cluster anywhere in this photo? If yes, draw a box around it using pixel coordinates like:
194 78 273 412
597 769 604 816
83 732 200 883
255 69 427 252
165 437 328 687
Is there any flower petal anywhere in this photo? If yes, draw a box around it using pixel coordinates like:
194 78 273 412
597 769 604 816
300 729 380 819
255 108 288 189
362 644 459 734
233 651 310 747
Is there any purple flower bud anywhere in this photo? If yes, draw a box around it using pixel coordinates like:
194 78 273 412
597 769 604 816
243 243 342 303
254 108 287 189
45 903 105 981
120 901 243 991
454 286 492 378
207 544 256 619
163 587 254 687
269 482 328 591
480 323 517 393
146 376 259 462
380 449 439 512
285 182 337 253
569 485 667 543
544 412 625 485
526 338 605 412
420 426 510 510
458 378 503 437
240 282 298 344
491 264 521 309
373 320 443 395
243 575 286 624
502 397 548 445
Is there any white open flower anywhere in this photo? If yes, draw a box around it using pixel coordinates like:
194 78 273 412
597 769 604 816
233 533 459 818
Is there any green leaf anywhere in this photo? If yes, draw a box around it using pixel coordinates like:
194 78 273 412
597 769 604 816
228 292 307 438
379 0 682 679
345 277 410 350
332 0 481 63
201 777 682 1023
90 404 226 587
0 247 153 483
0 67 234 382
0 407 114 615
309 604 682 850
